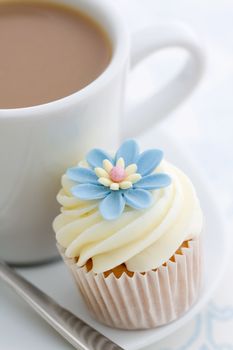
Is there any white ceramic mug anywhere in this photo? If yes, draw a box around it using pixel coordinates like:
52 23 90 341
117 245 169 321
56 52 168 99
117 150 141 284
0 0 205 264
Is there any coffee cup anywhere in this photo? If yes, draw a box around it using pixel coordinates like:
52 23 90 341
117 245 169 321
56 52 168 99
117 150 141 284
0 0 205 264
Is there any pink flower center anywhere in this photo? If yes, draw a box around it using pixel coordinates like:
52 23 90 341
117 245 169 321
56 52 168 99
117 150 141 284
110 166 126 183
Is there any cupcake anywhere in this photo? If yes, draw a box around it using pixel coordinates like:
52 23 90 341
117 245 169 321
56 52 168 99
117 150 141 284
53 139 203 329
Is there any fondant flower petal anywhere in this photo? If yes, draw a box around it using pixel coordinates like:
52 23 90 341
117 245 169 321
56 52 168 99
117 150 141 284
134 173 171 190
116 157 125 169
103 159 113 173
119 181 132 189
125 173 142 183
124 189 153 209
99 192 125 220
98 177 112 187
110 183 120 191
115 139 139 166
136 149 163 176
71 184 110 200
66 167 97 184
94 167 109 178
86 149 113 168
125 164 137 176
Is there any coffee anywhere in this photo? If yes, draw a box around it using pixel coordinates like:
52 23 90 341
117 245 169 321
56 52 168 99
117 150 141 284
0 2 111 108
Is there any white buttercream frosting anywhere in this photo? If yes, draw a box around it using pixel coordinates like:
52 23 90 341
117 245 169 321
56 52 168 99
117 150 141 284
53 161 203 273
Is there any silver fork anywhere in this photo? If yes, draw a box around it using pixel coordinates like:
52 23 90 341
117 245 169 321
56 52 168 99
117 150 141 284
0 260 124 350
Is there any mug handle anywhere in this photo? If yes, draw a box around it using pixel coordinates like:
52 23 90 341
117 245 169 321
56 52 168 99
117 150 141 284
122 22 205 138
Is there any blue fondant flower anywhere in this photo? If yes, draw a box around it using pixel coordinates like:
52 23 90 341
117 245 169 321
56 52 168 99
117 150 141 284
66 140 171 220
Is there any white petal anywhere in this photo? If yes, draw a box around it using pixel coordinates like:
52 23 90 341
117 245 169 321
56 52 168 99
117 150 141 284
110 183 120 190
116 157 125 169
125 173 142 183
95 167 109 178
125 164 137 176
103 159 113 173
98 177 112 187
119 181 132 189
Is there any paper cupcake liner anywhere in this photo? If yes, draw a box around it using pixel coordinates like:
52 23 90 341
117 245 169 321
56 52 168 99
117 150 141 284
58 237 202 330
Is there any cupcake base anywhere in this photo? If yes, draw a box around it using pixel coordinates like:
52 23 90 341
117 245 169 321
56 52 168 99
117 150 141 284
58 238 202 330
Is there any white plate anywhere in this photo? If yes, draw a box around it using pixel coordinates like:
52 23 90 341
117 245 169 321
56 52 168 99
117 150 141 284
0 130 230 350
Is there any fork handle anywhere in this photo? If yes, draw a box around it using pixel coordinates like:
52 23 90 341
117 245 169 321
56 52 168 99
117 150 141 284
0 261 124 350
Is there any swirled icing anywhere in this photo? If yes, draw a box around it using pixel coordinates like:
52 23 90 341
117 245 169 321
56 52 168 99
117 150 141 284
53 161 203 273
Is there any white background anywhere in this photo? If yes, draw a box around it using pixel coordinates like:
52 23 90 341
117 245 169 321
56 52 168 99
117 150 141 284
115 0 233 214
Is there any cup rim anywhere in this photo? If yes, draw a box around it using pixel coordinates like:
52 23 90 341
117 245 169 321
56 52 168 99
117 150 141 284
0 0 129 119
